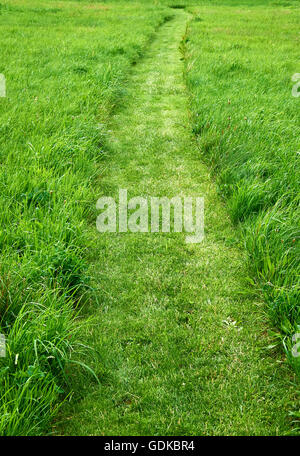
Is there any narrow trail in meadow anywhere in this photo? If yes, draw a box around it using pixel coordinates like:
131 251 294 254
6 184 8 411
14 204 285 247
59 11 295 435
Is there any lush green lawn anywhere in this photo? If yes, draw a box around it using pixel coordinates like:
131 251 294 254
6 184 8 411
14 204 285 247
0 0 170 435
0 0 299 436
56 9 298 436
184 0 300 374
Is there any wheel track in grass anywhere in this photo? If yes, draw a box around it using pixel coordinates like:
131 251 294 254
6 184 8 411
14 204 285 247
58 10 296 436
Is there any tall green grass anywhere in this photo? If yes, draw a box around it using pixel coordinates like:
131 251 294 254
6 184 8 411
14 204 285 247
0 0 169 435
184 2 300 369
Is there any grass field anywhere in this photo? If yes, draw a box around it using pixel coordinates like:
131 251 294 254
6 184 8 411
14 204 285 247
0 0 299 436
0 0 170 435
185 0 300 370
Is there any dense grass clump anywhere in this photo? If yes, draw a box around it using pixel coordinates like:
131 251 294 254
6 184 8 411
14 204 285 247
0 0 169 435
185 2 300 367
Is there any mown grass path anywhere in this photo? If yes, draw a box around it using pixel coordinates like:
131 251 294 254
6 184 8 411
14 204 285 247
59 10 296 436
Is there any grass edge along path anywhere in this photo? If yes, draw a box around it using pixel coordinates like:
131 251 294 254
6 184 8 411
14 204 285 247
57 10 298 436
0 0 172 436
183 1 300 423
